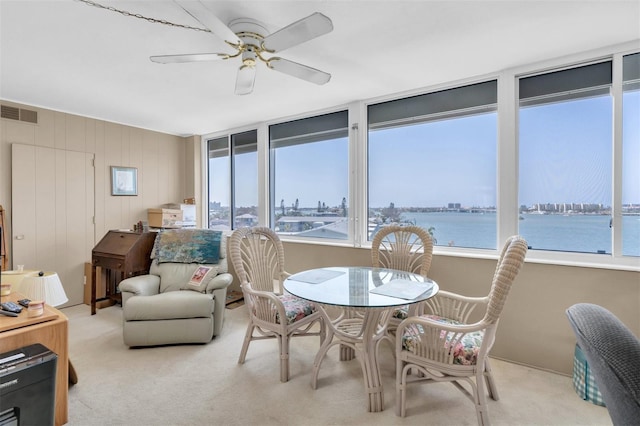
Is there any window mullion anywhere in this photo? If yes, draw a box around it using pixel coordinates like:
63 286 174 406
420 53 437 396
498 73 519 249
257 124 269 227
350 101 365 247
612 53 624 257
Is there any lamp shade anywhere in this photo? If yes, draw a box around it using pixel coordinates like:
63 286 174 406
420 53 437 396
0 269 36 293
19 272 69 307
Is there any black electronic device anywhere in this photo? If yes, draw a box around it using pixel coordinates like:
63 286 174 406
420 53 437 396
17 298 31 308
0 343 58 426
0 301 22 313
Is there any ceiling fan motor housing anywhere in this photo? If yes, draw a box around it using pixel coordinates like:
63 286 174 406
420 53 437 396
229 18 270 68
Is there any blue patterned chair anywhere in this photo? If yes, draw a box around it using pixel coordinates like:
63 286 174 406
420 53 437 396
229 226 325 382
119 229 233 347
566 303 640 425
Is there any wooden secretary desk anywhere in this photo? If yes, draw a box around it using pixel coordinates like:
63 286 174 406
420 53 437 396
91 230 156 315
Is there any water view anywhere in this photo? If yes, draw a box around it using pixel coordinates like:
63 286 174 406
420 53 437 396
401 211 640 256
210 204 640 257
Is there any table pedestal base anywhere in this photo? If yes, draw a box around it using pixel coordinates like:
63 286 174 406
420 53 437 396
311 307 390 412
340 344 355 361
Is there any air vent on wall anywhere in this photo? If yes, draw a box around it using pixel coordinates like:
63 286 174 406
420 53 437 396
1 105 38 124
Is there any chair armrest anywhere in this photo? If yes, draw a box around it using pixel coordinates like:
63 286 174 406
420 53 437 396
206 272 233 293
242 283 287 323
208 273 233 338
435 290 489 305
420 290 488 321
119 275 161 306
399 315 488 334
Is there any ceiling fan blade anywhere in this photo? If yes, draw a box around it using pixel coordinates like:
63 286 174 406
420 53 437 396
174 0 241 46
262 12 333 53
235 65 256 95
268 58 331 85
150 53 227 64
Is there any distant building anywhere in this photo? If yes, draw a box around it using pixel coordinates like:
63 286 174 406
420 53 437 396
235 214 257 228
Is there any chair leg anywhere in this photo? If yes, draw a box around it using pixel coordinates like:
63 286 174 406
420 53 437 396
311 326 335 389
238 322 254 364
319 318 327 346
383 329 396 359
396 361 406 417
280 334 290 383
475 369 491 426
484 359 500 401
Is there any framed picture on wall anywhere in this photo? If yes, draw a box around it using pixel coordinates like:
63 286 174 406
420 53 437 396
111 166 138 196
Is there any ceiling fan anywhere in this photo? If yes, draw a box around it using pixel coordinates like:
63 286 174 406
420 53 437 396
150 1 334 95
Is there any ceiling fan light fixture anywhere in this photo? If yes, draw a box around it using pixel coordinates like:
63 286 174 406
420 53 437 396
235 64 256 95
241 51 257 68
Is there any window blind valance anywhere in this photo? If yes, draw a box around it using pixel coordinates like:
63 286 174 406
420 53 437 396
368 80 497 130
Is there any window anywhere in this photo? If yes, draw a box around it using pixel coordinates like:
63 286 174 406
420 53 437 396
207 130 258 231
367 81 498 249
207 136 230 230
204 45 639 270
231 131 258 229
622 52 640 257
518 62 613 254
269 111 349 240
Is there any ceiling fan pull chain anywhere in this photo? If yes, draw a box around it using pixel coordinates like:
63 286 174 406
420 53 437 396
75 0 210 33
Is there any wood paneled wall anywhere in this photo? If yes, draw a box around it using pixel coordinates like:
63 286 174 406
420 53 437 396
0 100 194 304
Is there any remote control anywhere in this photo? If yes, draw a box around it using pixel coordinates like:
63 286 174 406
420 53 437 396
0 309 19 317
17 298 31 308
0 301 23 313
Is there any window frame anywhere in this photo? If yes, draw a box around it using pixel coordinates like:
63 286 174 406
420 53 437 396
516 59 614 256
267 107 353 245
508 49 638 270
365 79 499 250
202 126 259 232
201 41 640 271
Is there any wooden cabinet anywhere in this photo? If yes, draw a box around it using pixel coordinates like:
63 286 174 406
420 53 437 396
0 292 69 426
91 230 156 314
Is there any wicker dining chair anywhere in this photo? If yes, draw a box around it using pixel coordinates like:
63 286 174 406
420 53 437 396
229 226 325 382
395 235 528 426
371 224 434 347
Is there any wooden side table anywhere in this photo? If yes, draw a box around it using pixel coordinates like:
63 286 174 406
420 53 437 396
0 292 69 426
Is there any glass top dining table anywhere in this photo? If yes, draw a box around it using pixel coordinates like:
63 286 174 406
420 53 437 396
284 266 438 308
283 266 439 412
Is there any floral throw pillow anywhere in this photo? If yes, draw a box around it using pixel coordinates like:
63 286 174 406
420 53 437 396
184 265 218 293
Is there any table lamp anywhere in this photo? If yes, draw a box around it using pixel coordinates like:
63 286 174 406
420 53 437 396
19 271 78 385
20 271 69 307
1 269 34 295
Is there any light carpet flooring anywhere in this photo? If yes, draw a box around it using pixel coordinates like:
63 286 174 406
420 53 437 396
64 303 612 426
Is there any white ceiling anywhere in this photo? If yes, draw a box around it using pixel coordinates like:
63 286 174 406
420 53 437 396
1 0 639 137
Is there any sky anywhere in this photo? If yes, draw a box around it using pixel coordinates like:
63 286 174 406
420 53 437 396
519 96 612 207
210 91 639 210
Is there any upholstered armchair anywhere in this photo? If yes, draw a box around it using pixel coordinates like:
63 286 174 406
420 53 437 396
119 229 233 347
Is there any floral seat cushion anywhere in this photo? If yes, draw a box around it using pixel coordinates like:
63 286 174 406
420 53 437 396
277 294 318 325
392 306 409 320
401 315 484 365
